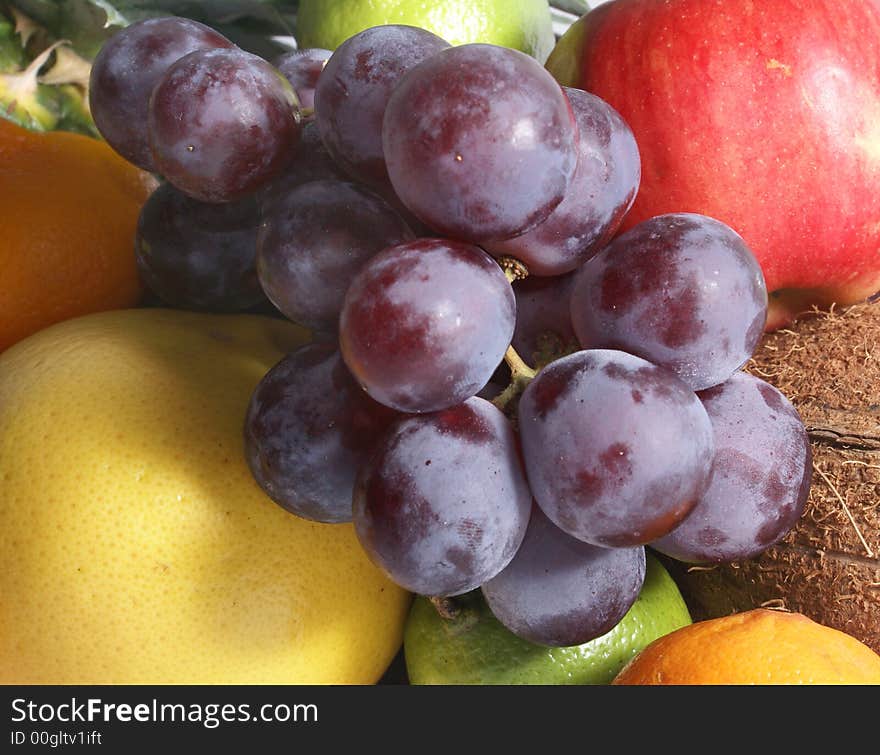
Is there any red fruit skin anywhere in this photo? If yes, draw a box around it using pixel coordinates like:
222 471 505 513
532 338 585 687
546 0 880 329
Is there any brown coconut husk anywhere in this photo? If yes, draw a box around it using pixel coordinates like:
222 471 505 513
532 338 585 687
666 302 880 651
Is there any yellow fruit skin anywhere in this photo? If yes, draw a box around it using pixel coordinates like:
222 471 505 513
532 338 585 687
0 309 410 684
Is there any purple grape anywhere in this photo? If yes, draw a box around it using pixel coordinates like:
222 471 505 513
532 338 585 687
148 48 302 203
353 398 532 596
135 182 265 311
257 179 415 331
484 87 640 276
369 183 435 238
261 122 348 213
274 48 332 116
512 273 578 366
652 371 811 563
482 506 646 646
519 349 715 548
382 44 578 243
314 25 450 188
244 343 398 523
89 17 234 171
570 213 768 391
339 239 515 413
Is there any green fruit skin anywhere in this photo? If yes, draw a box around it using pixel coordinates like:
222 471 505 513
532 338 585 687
54 83 100 137
0 79 97 135
296 0 556 62
0 17 25 72
0 79 60 131
405 552 691 685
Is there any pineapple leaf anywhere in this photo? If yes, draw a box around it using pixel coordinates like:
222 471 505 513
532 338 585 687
8 1 297 59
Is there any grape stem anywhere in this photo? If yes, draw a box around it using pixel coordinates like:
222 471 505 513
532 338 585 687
504 345 537 381
429 596 461 620
493 345 537 413
498 255 529 284
492 256 537 412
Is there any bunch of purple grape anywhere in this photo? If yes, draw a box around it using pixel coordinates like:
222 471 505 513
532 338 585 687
90 18 812 649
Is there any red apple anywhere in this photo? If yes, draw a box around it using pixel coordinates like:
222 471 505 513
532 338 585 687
547 0 880 329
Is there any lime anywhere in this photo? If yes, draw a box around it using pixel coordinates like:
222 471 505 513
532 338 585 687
405 552 692 684
295 0 556 62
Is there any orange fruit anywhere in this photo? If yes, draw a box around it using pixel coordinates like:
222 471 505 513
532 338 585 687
613 608 880 685
0 118 155 352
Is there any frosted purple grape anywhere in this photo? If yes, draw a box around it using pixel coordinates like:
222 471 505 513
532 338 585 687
135 182 265 312
148 48 301 203
353 398 532 596
274 48 331 116
483 506 646 647
261 122 348 213
339 239 515 413
512 273 578 366
570 213 768 391
484 87 640 276
652 371 811 563
257 179 415 331
315 25 450 188
519 349 715 548
383 43 578 243
89 17 234 171
244 344 398 523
